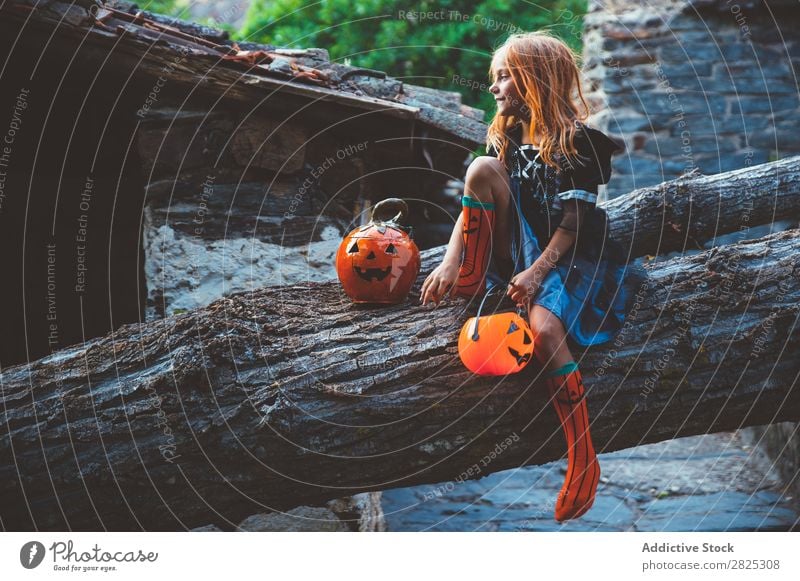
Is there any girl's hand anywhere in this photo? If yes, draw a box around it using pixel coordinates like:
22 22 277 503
507 266 543 307
420 261 460 306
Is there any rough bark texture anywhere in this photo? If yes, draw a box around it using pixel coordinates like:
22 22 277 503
606 156 800 258
1 224 798 531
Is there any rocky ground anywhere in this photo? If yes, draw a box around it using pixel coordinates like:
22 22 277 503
380 431 799 532
191 431 798 532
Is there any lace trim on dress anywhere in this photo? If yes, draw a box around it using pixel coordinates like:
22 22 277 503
512 145 543 180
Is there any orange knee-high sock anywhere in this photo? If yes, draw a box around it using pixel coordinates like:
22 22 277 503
455 196 495 297
544 361 601 522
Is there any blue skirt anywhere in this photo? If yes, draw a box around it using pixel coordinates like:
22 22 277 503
484 176 644 347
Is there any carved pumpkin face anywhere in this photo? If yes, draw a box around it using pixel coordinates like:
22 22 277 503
463 213 480 235
458 312 534 375
336 222 420 304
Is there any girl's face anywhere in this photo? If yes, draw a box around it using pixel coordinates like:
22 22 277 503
489 50 527 118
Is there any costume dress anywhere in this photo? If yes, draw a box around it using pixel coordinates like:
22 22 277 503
483 122 642 347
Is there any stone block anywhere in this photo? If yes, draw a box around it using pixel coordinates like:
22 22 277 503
655 60 713 78
730 95 799 114
695 150 769 173
616 93 726 118
714 62 793 80
748 129 800 151
230 116 307 173
136 110 235 180
662 114 702 137
702 74 795 95
604 75 657 94
609 114 659 133
643 135 740 156
658 42 719 63
664 14 715 32
238 507 348 532
605 51 660 68
612 155 670 175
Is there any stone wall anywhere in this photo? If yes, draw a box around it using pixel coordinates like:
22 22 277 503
583 0 799 200
744 423 800 505
136 106 354 318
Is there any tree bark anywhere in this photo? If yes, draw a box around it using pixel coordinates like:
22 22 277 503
606 156 800 257
1 224 798 530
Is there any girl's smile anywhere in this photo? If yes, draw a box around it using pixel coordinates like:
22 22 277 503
490 49 526 118
490 72 522 116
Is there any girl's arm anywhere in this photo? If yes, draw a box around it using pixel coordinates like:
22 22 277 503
507 200 587 304
534 199 587 270
441 212 464 267
420 214 463 304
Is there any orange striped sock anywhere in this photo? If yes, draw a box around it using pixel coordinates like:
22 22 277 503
544 362 601 522
455 196 495 298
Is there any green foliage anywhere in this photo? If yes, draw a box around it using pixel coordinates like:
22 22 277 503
237 0 589 119
136 0 236 33
137 0 185 18
134 2 245 44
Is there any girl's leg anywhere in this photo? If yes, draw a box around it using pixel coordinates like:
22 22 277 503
455 156 512 297
529 305 601 522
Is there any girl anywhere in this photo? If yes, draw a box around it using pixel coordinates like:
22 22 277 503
420 31 638 522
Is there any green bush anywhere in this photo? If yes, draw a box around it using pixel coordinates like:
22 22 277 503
138 0 184 18
137 1 237 33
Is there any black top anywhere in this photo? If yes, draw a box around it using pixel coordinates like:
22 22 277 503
488 122 625 248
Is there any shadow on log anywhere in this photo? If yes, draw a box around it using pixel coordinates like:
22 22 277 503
1 159 799 530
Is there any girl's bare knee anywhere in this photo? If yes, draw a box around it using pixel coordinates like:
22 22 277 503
530 315 575 368
465 156 509 203
467 155 505 176
530 308 567 351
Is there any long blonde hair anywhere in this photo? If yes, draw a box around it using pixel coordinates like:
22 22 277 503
486 31 592 172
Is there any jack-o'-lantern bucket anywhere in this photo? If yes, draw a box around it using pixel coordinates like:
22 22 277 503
458 289 535 376
336 198 421 304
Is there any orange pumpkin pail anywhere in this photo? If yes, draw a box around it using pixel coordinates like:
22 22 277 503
458 289 535 376
336 198 421 304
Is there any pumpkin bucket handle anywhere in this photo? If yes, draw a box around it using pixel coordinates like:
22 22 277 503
471 286 502 341
471 287 529 341
371 198 408 224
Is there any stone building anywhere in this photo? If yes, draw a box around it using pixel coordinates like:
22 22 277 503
583 0 798 200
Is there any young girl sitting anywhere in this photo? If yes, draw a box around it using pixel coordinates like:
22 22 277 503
420 31 635 522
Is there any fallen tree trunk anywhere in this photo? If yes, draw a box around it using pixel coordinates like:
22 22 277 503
1 225 798 530
606 155 800 257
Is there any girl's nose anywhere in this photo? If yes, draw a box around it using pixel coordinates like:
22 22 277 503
489 83 499 94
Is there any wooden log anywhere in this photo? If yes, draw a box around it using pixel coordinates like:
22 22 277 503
606 155 800 257
1 226 797 530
